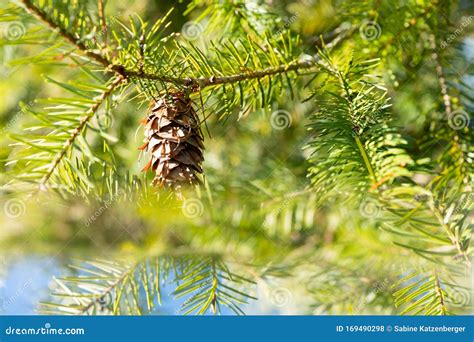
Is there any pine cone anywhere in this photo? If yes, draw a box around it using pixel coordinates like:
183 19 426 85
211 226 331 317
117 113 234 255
139 92 204 189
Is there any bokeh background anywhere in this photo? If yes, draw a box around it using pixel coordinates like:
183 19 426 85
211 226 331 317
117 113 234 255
0 0 473 315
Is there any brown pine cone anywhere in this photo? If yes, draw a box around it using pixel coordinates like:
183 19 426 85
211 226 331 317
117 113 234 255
139 92 204 189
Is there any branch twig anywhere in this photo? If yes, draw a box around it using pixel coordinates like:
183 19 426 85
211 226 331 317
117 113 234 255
429 34 452 117
21 0 345 90
38 75 126 189
97 0 107 44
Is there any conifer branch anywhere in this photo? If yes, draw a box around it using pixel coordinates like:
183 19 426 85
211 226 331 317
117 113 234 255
431 204 469 262
334 67 379 186
21 0 332 90
97 0 107 43
2 0 469 317
79 260 140 314
393 270 451 315
181 59 319 88
22 0 113 70
429 34 453 118
38 75 125 189
354 135 377 184
433 271 448 315
429 33 470 185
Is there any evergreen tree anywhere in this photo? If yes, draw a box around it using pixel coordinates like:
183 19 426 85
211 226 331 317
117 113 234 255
0 0 472 315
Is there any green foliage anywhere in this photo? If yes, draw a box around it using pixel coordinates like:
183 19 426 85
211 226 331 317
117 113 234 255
40 258 163 315
0 0 472 316
40 256 257 315
306 54 415 202
172 256 256 315
7 74 129 197
392 269 471 315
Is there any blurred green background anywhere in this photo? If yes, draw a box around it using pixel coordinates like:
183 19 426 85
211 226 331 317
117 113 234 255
0 0 472 315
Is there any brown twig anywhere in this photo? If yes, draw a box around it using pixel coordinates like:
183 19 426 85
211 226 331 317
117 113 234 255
429 34 452 117
432 271 448 315
97 0 108 44
38 76 126 189
429 33 468 178
20 0 337 91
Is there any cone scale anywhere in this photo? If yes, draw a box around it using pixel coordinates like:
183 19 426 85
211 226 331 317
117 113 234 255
140 92 204 190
